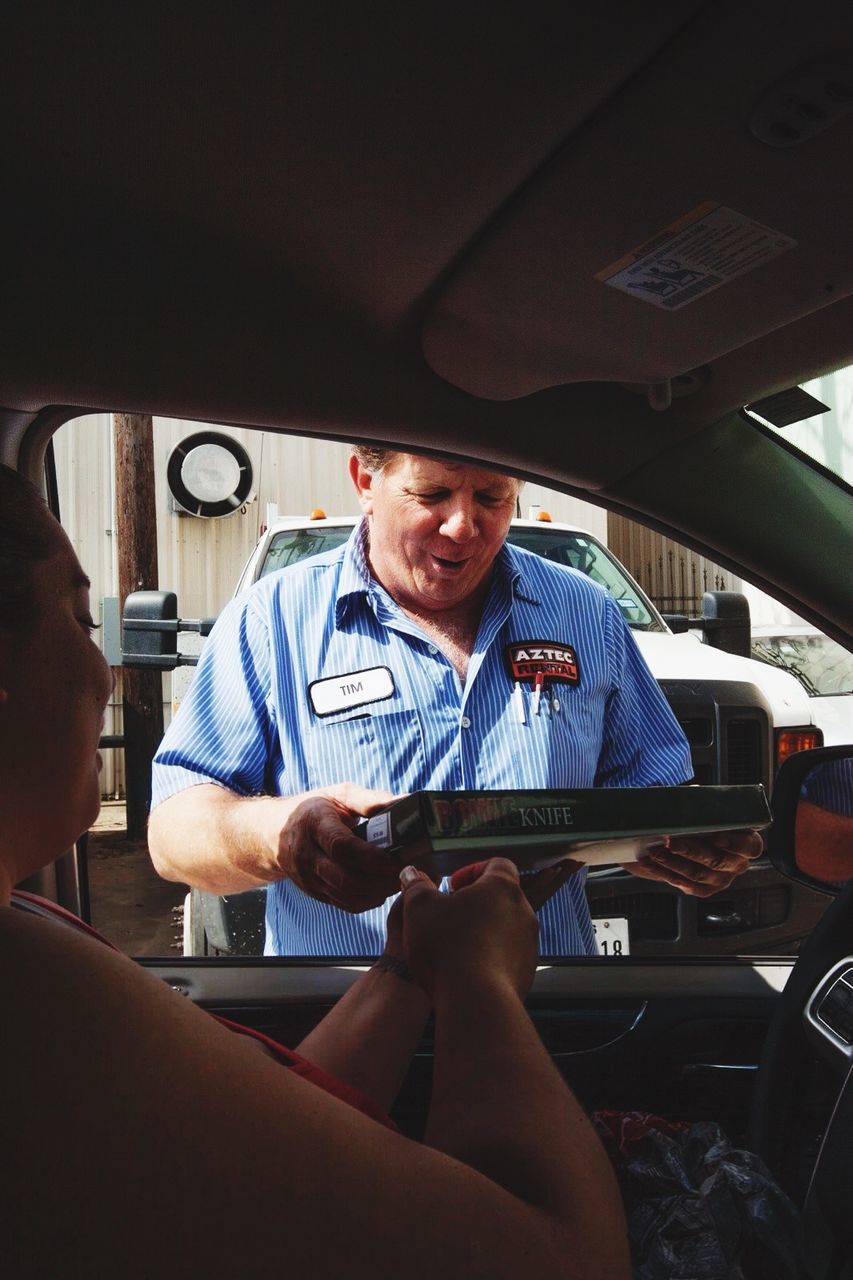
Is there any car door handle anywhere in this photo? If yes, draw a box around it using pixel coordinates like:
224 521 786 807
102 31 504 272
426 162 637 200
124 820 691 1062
703 910 743 929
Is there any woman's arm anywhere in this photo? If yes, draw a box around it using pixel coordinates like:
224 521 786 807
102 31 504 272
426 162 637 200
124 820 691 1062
293 864 579 1112
402 862 629 1275
2 866 628 1280
295 897 430 1111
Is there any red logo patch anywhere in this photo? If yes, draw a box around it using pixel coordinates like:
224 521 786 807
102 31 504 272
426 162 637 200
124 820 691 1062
505 641 580 685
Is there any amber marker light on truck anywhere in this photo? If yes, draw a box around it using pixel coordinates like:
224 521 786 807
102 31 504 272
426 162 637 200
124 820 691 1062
775 727 824 768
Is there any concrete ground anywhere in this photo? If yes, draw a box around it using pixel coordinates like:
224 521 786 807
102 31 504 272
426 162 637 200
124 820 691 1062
85 801 186 956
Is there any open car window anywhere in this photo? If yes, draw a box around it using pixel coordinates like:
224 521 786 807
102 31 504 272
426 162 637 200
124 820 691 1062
51 414 841 965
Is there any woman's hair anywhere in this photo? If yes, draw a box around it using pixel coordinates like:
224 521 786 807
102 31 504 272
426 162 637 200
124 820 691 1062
0 465 56 627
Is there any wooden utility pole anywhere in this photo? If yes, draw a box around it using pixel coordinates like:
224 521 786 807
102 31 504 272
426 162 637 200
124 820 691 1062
113 413 164 839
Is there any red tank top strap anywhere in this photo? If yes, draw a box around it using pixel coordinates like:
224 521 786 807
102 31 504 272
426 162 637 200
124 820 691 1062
11 891 120 945
214 1015 399 1131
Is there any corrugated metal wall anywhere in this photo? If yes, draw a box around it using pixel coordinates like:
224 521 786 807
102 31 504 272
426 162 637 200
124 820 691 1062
53 415 125 796
607 514 738 617
55 416 609 604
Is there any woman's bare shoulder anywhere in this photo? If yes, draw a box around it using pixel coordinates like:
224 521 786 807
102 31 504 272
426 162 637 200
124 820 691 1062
0 903 166 1012
0 905 567 1280
0 902 286 1098
0 900 120 972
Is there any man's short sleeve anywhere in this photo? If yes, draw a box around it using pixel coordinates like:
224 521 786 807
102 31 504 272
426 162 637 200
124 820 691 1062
595 597 694 788
151 594 277 807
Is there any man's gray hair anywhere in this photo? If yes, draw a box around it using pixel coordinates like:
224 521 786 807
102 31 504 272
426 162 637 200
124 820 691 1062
351 445 395 474
350 446 524 493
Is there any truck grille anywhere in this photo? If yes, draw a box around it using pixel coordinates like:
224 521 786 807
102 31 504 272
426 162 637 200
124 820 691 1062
677 717 713 748
590 891 678 940
725 718 763 784
660 680 770 791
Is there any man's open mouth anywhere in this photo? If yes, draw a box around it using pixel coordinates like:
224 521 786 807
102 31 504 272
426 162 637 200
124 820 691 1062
432 554 470 570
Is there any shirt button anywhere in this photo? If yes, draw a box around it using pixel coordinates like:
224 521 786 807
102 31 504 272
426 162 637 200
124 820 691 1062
428 644 438 654
460 716 471 729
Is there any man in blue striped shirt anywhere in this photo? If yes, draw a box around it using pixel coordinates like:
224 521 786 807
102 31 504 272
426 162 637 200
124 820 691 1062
149 449 762 955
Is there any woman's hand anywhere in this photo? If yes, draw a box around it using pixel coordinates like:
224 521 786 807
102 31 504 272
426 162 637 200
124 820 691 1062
450 857 582 911
399 857 539 1001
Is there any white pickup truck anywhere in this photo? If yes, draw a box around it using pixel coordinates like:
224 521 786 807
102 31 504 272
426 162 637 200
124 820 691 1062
175 510 825 959
234 511 820 783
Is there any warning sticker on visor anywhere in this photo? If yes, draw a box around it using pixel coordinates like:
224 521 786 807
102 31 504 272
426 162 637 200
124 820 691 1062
505 641 580 685
595 202 796 312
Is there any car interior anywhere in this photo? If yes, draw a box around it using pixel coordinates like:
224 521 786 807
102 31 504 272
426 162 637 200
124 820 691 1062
2 4 853 1274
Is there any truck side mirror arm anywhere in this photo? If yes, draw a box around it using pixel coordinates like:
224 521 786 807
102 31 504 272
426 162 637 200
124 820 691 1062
663 591 752 657
121 590 216 669
661 613 691 633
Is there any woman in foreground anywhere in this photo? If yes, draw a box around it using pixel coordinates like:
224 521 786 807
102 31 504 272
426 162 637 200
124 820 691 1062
0 464 629 1279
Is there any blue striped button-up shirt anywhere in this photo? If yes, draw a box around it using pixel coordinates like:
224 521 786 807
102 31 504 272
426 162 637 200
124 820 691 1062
152 521 693 955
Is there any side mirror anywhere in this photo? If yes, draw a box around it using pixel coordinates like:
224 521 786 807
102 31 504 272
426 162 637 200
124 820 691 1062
121 590 215 669
700 590 751 658
767 745 853 895
661 592 752 653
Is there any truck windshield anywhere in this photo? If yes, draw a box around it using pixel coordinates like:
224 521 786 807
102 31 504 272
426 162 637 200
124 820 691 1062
505 527 663 631
258 522 665 630
751 633 853 697
259 527 353 577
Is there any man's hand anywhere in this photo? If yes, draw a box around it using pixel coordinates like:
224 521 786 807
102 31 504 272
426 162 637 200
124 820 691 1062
626 828 764 897
276 784 402 912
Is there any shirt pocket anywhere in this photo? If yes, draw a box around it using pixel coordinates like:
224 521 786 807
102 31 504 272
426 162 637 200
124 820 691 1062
492 687 604 788
304 707 425 792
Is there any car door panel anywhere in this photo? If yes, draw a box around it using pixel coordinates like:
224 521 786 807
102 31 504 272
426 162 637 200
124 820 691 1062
141 958 790 1141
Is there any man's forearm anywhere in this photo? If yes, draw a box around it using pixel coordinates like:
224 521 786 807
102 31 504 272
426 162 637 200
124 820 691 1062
426 979 628 1272
148 785 295 893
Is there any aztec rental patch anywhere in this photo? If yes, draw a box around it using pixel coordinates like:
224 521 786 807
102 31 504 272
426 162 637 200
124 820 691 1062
505 641 580 684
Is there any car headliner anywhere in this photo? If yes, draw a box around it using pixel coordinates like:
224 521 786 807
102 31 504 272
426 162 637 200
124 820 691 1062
0 2 851 639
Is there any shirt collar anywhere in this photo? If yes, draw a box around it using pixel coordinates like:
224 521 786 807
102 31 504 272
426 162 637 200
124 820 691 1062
334 518 373 626
500 541 540 606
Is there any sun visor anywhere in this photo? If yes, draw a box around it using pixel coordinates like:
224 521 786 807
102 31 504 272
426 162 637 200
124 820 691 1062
422 9 853 401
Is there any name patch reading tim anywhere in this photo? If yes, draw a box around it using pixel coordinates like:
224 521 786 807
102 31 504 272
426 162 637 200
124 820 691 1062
309 666 395 717
505 641 580 685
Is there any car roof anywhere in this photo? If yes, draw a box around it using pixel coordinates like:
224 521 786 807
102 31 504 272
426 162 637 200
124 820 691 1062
1 4 851 639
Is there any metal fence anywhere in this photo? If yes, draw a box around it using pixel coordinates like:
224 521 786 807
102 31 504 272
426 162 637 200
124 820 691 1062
607 512 736 617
